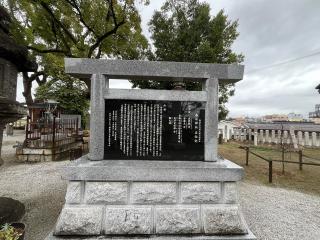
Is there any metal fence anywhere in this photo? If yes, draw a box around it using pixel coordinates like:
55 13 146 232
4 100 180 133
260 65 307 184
25 116 79 149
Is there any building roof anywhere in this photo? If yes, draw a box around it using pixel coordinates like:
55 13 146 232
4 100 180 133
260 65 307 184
244 122 320 132
28 101 59 109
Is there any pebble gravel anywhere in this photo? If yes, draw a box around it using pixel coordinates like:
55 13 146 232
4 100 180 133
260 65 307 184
0 132 319 240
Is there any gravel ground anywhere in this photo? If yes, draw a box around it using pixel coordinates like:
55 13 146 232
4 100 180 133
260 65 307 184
0 131 320 240
0 131 68 239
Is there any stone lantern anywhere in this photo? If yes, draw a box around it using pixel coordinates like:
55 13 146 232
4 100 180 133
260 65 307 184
0 6 37 164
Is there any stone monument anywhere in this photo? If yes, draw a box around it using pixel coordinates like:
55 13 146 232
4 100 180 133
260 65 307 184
47 58 255 239
0 6 36 164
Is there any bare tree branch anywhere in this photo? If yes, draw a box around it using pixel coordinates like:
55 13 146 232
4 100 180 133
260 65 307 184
88 0 126 57
26 71 45 81
36 74 47 86
27 46 71 55
95 45 102 59
65 0 97 37
37 0 78 45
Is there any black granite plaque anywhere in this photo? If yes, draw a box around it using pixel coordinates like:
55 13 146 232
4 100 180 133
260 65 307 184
104 99 205 160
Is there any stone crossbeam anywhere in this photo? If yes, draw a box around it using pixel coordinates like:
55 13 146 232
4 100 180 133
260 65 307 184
104 89 207 102
65 58 244 83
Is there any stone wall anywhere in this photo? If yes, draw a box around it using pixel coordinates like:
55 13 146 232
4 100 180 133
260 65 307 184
54 180 247 236
16 141 83 162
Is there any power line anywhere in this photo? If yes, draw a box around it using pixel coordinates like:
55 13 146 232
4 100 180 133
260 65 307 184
245 49 320 74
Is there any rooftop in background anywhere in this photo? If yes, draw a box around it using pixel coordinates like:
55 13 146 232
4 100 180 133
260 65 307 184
244 122 320 132
27 100 59 109
309 104 320 118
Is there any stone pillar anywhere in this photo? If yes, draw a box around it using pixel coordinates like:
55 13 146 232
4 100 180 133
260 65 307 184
290 130 298 149
89 74 107 161
271 130 275 144
233 129 237 140
248 129 252 143
224 125 228 142
316 133 320 147
312 132 317 147
305 132 310 147
253 129 258 146
240 128 246 142
204 78 218 162
5 123 13 136
259 130 264 144
277 130 282 144
298 131 303 146
265 130 270 144
287 132 291 144
283 131 288 144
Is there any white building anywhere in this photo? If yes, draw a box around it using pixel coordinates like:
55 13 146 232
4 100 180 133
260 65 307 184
288 112 304 122
218 120 239 141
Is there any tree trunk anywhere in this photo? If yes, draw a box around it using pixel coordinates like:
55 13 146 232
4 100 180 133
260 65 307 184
22 72 34 116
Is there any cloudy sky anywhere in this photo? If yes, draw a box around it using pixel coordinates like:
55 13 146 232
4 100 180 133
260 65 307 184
16 0 320 118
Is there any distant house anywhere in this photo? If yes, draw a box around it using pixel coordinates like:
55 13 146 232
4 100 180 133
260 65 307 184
261 114 288 123
288 112 304 122
218 120 239 141
309 104 320 124
309 84 320 123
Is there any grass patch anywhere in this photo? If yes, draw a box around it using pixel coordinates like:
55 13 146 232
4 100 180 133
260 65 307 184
218 141 320 196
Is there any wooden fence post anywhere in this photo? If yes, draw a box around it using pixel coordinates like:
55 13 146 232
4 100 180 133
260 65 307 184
268 161 273 183
299 150 303 170
246 147 249 166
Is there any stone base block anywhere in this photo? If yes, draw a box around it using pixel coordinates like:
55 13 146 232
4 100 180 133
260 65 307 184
46 231 256 240
16 142 83 162
50 157 255 239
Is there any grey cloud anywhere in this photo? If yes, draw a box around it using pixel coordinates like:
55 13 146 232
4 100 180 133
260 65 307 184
16 0 320 119
212 0 320 117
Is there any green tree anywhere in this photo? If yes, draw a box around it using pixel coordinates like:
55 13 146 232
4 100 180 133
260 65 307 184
35 73 89 128
2 0 149 106
131 0 243 119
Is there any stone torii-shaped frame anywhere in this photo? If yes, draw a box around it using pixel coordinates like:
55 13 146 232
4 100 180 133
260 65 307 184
65 58 244 162
47 58 255 240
